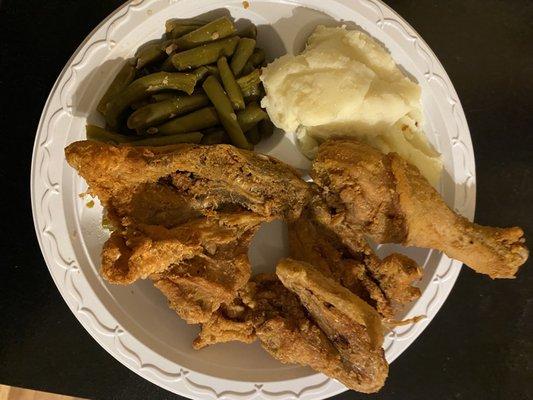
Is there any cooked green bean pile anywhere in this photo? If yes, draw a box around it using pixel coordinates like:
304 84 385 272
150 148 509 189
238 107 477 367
90 16 273 148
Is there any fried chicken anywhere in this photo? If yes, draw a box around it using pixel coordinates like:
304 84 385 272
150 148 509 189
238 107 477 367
239 261 388 394
65 141 311 223
193 298 255 349
65 140 310 323
288 193 421 318
277 258 387 394
312 138 529 279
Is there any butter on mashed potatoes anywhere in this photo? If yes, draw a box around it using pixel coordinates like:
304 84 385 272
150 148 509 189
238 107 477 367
261 25 442 186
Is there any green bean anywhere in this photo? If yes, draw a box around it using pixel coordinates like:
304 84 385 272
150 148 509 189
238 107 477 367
135 43 165 69
165 19 204 34
127 132 203 146
160 39 180 55
167 24 204 39
236 68 261 99
97 62 136 115
174 17 237 50
105 72 197 128
193 66 210 81
151 92 179 102
246 125 261 145
217 57 245 111
240 61 254 76
201 129 230 145
202 75 252 149
249 48 266 66
171 36 240 71
156 107 219 135
239 24 257 39
128 93 209 129
161 56 175 71
237 102 268 132
230 38 256 76
86 124 136 144
258 118 274 139
130 99 152 110
204 64 219 77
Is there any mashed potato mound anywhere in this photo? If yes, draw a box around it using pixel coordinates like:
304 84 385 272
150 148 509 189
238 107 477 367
261 25 442 186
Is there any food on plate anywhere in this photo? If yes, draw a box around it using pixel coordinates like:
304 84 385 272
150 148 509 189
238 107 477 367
127 92 210 129
170 36 240 70
261 25 442 186
239 263 387 394
289 199 421 318
65 136 528 393
202 75 252 149
64 14 530 395
92 17 269 148
312 138 529 278
217 56 245 110
277 258 388 393
105 72 198 128
230 38 257 76
65 141 311 322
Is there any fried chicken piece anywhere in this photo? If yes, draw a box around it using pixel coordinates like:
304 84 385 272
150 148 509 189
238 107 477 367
289 197 421 317
65 140 311 325
193 298 255 349
277 258 388 393
313 139 529 279
289 209 393 317
241 268 387 394
240 274 353 386
101 212 266 284
65 141 310 221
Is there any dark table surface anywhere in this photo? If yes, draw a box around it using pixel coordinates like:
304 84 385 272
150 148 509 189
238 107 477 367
1 0 532 399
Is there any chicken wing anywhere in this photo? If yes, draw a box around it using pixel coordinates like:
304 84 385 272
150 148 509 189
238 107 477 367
312 138 528 279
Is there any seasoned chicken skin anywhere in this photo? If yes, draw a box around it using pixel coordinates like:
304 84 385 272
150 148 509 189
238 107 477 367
289 198 421 318
312 139 528 279
65 141 310 323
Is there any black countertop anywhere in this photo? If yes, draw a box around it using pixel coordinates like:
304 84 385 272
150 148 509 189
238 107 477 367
0 1 531 399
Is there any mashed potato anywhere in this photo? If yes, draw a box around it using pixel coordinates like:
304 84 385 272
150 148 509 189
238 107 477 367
261 25 442 186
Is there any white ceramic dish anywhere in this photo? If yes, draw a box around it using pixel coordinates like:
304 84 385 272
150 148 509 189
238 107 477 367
31 0 475 398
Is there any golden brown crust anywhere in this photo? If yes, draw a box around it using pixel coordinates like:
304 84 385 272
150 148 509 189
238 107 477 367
276 259 388 393
313 138 529 279
390 154 528 278
65 140 311 325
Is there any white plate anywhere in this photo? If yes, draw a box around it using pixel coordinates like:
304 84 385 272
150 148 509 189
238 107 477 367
31 0 475 399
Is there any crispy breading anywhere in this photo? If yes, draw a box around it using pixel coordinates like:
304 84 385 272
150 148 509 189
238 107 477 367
65 141 310 324
313 138 528 278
